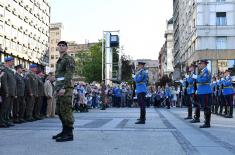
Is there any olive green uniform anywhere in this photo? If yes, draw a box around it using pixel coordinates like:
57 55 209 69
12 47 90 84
25 71 38 120
1 67 16 125
55 53 75 129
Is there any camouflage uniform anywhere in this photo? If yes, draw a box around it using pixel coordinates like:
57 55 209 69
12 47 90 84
25 71 38 121
1 67 16 126
55 53 75 129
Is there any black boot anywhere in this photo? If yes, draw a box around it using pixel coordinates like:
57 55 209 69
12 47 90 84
52 126 65 139
56 126 74 142
223 105 228 116
225 106 233 118
200 108 211 128
135 119 145 124
185 106 193 119
190 108 200 123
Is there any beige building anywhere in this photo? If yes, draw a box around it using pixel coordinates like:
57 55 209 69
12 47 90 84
49 23 62 72
173 0 235 75
0 0 50 68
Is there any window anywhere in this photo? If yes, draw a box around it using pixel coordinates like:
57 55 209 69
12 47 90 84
50 64 54 68
51 55 54 59
216 12 226 26
217 0 225 2
216 37 226 49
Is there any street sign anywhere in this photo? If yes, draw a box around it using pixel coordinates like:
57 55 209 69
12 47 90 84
110 35 119 47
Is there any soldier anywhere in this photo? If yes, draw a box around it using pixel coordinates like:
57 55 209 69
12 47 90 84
34 69 45 120
211 76 218 114
0 63 7 127
192 60 212 128
185 64 196 120
218 73 226 116
25 64 38 122
13 64 26 123
0 57 16 127
222 70 234 118
134 61 148 124
52 41 75 142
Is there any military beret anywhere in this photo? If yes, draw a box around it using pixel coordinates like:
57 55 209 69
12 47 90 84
57 41 68 47
4 56 14 62
198 59 209 64
29 64 37 68
138 61 146 65
15 64 23 70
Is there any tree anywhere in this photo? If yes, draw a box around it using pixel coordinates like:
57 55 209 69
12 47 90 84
78 42 102 83
121 54 132 82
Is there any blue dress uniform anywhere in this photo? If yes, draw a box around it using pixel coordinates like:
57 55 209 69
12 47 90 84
134 63 148 124
165 86 171 109
196 62 212 128
211 80 218 114
222 73 234 118
185 75 194 119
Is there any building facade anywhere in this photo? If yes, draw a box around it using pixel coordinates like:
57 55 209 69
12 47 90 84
49 22 62 72
0 0 50 68
173 0 235 75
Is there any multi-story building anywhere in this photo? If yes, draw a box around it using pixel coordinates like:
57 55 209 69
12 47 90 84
173 0 235 75
49 22 62 72
133 59 159 85
0 0 50 68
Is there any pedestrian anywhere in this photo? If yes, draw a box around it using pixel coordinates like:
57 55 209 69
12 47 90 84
192 60 212 128
44 72 55 117
52 41 75 142
134 61 148 124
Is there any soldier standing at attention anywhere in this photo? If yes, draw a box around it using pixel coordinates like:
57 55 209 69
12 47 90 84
134 61 148 124
13 64 26 123
1 57 16 127
222 70 234 118
25 64 38 122
192 60 212 128
52 41 75 142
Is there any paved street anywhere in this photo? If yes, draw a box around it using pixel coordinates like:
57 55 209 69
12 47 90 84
0 108 235 155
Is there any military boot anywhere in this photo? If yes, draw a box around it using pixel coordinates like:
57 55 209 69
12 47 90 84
223 105 228 116
135 119 145 124
56 126 74 142
225 106 233 118
200 109 211 128
190 108 200 123
185 107 193 119
52 126 65 139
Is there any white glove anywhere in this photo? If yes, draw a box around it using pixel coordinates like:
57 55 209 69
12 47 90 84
185 75 189 78
180 80 184 83
132 74 135 78
221 78 225 81
192 74 197 79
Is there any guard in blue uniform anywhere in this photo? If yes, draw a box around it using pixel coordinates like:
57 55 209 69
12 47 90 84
211 76 218 114
219 74 227 116
193 60 212 128
134 61 148 124
185 64 196 119
222 70 234 118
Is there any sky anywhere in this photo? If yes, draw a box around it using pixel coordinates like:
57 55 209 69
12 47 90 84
49 0 173 60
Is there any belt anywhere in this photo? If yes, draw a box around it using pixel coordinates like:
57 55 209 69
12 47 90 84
56 77 65 81
137 82 145 84
188 84 193 86
223 86 233 88
197 83 210 86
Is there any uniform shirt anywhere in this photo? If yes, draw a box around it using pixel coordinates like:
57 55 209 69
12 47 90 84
165 87 171 97
134 68 148 94
25 71 38 96
1 67 17 97
15 72 25 97
37 76 44 97
217 80 223 96
196 67 212 95
55 53 75 92
187 75 195 95
222 76 234 95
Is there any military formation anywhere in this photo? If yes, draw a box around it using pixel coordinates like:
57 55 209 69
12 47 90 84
0 58 49 128
182 60 234 128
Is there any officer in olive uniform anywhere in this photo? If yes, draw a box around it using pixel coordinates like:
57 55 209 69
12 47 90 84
222 70 234 118
25 64 38 122
0 57 16 127
52 41 75 142
14 64 26 123
0 63 6 127
34 69 45 120
192 60 212 128
134 61 148 124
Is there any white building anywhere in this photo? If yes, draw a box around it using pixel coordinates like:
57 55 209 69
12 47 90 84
173 0 235 74
0 0 50 68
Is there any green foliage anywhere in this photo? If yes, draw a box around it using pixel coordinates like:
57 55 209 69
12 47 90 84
121 54 132 82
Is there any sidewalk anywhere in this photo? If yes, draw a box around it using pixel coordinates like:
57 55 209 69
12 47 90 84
0 108 234 155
